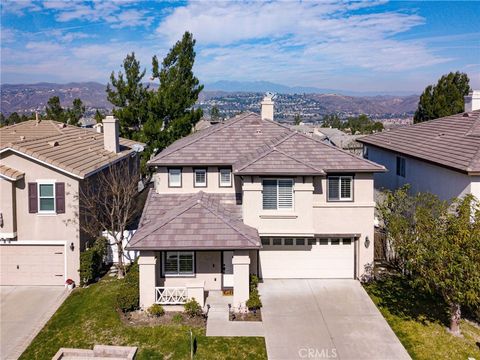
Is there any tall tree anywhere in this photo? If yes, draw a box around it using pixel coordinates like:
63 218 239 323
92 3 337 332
322 114 342 128
294 114 302 125
210 105 221 122
144 32 204 152
46 96 66 122
106 52 150 138
67 98 85 126
94 109 105 123
414 72 471 123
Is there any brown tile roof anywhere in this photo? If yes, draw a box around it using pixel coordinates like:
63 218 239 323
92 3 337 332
150 112 384 173
129 190 260 250
358 110 480 175
0 120 144 179
0 164 24 181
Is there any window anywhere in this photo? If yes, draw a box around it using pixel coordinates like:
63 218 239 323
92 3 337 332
295 238 305 246
194 168 207 187
219 168 232 187
262 179 294 210
331 239 340 245
308 238 317 246
342 238 352 245
284 238 294 246
164 252 194 275
168 168 182 187
396 157 406 177
319 239 329 245
328 176 352 201
38 183 55 212
363 146 369 159
261 238 270 245
272 238 282 245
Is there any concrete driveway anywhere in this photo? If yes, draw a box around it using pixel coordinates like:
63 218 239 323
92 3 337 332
259 279 411 360
0 286 67 360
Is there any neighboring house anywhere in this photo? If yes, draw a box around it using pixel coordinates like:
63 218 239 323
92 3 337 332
0 116 143 286
358 90 480 200
128 96 385 311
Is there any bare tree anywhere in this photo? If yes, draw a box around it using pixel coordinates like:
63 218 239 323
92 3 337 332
79 159 141 278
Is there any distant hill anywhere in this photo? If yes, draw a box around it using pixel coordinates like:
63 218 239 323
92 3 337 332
0 82 418 117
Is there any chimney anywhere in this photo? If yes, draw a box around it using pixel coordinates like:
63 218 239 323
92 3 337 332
35 112 40 124
261 93 275 121
464 90 480 112
102 116 120 153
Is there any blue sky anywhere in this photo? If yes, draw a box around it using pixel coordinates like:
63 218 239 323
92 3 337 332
1 1 479 93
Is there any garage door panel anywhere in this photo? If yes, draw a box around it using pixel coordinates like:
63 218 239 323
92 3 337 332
259 239 354 279
0 245 65 286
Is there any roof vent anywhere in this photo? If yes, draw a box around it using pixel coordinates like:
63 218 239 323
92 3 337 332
48 141 59 147
256 129 262 134
463 112 470 117
58 123 67 128
19 135 25 141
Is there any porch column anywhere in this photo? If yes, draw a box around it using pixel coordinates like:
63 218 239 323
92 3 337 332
138 251 157 309
233 250 250 311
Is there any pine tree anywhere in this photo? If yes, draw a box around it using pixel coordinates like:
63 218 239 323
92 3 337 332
94 109 105 123
414 72 470 123
67 98 85 126
46 96 66 122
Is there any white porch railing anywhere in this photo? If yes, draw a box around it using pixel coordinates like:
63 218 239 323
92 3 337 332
155 287 187 305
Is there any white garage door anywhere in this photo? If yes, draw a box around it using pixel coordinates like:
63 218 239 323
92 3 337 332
0 245 65 286
259 238 354 279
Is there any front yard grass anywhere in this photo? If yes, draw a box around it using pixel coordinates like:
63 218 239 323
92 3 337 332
364 276 480 360
21 277 266 360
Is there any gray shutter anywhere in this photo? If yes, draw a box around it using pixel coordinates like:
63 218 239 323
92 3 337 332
328 177 339 200
278 179 293 209
55 182 65 214
262 180 277 210
28 182 38 213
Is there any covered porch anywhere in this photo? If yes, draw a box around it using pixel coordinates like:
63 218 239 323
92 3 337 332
127 191 261 312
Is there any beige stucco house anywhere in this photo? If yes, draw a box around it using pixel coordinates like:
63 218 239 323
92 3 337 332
358 90 480 201
0 116 143 286
129 97 386 311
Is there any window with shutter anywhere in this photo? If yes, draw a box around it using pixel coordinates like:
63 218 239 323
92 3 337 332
328 176 352 201
38 182 56 212
262 179 293 210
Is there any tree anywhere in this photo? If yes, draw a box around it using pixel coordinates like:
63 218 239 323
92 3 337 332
414 72 471 123
46 96 66 122
67 98 85 126
293 114 302 126
0 113 5 127
210 105 221 122
322 114 342 128
94 109 105 123
378 186 480 335
79 159 143 278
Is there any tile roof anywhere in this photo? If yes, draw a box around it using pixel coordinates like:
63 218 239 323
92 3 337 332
150 112 385 173
0 164 24 181
128 191 260 250
358 110 480 175
0 120 144 179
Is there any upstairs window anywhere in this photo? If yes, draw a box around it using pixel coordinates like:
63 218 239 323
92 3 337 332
168 168 182 187
328 176 353 201
396 156 406 177
219 168 232 187
262 179 294 210
194 168 207 187
39 183 55 212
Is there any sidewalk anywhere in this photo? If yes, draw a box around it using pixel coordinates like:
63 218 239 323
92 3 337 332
205 291 264 337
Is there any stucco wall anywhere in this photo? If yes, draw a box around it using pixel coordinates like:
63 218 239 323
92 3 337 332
154 166 241 194
0 178 16 236
0 151 81 283
367 145 477 200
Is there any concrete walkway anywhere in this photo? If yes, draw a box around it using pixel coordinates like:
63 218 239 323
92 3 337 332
205 291 263 337
259 279 411 360
0 286 68 360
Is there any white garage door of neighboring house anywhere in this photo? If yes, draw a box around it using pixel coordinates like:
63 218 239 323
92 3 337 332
0 245 65 286
259 238 354 279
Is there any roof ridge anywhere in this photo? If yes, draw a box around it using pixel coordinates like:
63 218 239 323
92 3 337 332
148 112 254 164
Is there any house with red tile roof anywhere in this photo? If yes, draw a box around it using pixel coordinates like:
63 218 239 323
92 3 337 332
129 96 386 311
0 116 144 286
358 90 480 201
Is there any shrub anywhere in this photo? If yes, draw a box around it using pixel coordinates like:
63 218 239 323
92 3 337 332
116 261 139 313
249 274 259 291
246 289 262 310
79 237 108 286
184 298 202 317
148 304 165 317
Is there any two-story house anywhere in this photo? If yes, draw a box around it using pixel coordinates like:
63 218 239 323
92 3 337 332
0 116 143 286
129 97 386 311
358 90 480 200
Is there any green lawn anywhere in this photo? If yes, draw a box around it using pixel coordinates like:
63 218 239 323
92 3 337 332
364 276 480 360
21 277 266 360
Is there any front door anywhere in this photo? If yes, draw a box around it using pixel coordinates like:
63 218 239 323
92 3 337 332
222 251 234 288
